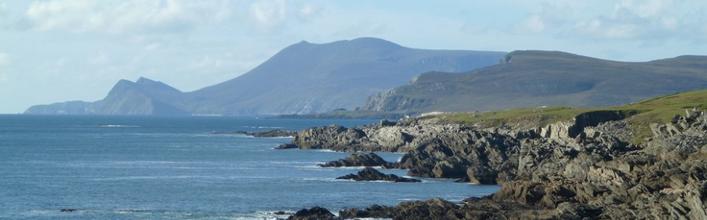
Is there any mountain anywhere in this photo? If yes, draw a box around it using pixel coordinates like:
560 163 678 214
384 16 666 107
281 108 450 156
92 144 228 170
25 37 506 116
26 77 190 115
362 50 707 113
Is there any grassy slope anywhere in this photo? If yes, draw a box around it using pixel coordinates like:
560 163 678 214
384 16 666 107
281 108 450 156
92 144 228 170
430 89 707 143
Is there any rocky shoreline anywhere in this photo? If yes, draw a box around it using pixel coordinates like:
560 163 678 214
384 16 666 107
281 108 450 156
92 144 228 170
212 129 296 137
336 167 420 183
286 110 706 219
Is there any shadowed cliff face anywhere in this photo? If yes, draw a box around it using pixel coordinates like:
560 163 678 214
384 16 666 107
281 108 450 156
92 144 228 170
25 38 505 116
363 50 707 113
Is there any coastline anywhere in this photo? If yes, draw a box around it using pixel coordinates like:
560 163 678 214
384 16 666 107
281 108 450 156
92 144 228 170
283 109 707 219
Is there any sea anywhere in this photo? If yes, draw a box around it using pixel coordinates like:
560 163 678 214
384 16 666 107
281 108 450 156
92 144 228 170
0 115 499 219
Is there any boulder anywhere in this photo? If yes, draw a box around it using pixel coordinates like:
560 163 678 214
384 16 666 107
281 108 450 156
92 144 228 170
336 167 420 182
275 143 298 149
287 207 337 220
319 152 393 168
339 204 395 219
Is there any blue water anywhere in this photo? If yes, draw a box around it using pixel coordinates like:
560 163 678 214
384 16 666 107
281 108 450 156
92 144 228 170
0 115 499 219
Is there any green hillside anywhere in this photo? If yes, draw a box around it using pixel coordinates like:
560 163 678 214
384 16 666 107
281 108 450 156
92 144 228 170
364 51 707 113
430 89 707 143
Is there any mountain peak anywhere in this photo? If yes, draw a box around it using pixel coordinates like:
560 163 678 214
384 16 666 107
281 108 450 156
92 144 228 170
136 77 155 84
290 37 402 49
345 37 402 48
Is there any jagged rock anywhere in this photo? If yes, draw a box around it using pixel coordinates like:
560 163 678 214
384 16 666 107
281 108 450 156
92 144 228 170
390 199 464 220
466 165 498 184
275 143 298 149
291 110 707 219
368 126 413 149
336 167 420 182
339 204 395 219
339 199 462 220
287 207 337 220
239 129 296 137
211 129 296 137
293 125 379 151
319 152 393 168
380 119 397 127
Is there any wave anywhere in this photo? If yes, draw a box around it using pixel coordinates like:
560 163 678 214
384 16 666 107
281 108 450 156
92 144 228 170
310 149 339 153
316 165 388 170
98 124 140 128
241 126 285 129
300 177 349 182
92 175 278 181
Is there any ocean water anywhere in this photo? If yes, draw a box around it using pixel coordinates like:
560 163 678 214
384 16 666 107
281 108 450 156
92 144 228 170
0 115 499 219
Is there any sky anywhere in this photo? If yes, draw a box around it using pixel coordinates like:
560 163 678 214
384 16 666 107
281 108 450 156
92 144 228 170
1 0 706 113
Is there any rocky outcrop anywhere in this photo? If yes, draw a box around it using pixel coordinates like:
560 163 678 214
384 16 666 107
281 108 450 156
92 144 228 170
274 143 298 149
290 200 466 220
213 129 296 137
287 207 337 220
290 110 707 219
319 152 394 168
295 120 521 183
293 125 381 151
336 167 420 182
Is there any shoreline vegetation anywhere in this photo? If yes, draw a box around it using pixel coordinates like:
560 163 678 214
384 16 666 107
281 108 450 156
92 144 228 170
282 90 707 219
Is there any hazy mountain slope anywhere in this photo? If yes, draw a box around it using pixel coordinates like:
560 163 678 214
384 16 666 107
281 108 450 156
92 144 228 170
362 50 707 113
184 37 506 115
25 77 189 115
25 37 506 116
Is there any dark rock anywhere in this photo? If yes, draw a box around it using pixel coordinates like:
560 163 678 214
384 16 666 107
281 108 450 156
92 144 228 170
275 143 298 150
568 110 635 137
292 109 707 219
319 152 393 168
293 125 379 151
217 129 296 137
287 207 336 220
337 167 420 182
389 199 463 220
466 165 498 184
380 119 397 127
339 204 395 219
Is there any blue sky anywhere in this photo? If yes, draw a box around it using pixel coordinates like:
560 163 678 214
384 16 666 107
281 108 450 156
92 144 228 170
1 0 706 113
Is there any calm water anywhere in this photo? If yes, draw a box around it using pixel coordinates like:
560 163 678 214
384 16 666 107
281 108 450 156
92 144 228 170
0 115 499 219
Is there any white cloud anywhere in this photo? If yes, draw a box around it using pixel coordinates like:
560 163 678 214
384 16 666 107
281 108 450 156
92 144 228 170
516 0 702 42
249 0 287 29
299 4 317 17
0 53 9 82
0 2 7 15
24 0 233 33
615 0 670 18
521 14 545 33
575 19 637 39
0 53 9 66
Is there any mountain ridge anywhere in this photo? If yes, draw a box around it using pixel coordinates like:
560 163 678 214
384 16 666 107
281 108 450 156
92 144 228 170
362 50 707 113
25 37 506 116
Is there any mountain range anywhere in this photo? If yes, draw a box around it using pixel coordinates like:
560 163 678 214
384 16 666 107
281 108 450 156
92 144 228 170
25 38 505 116
362 50 707 113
